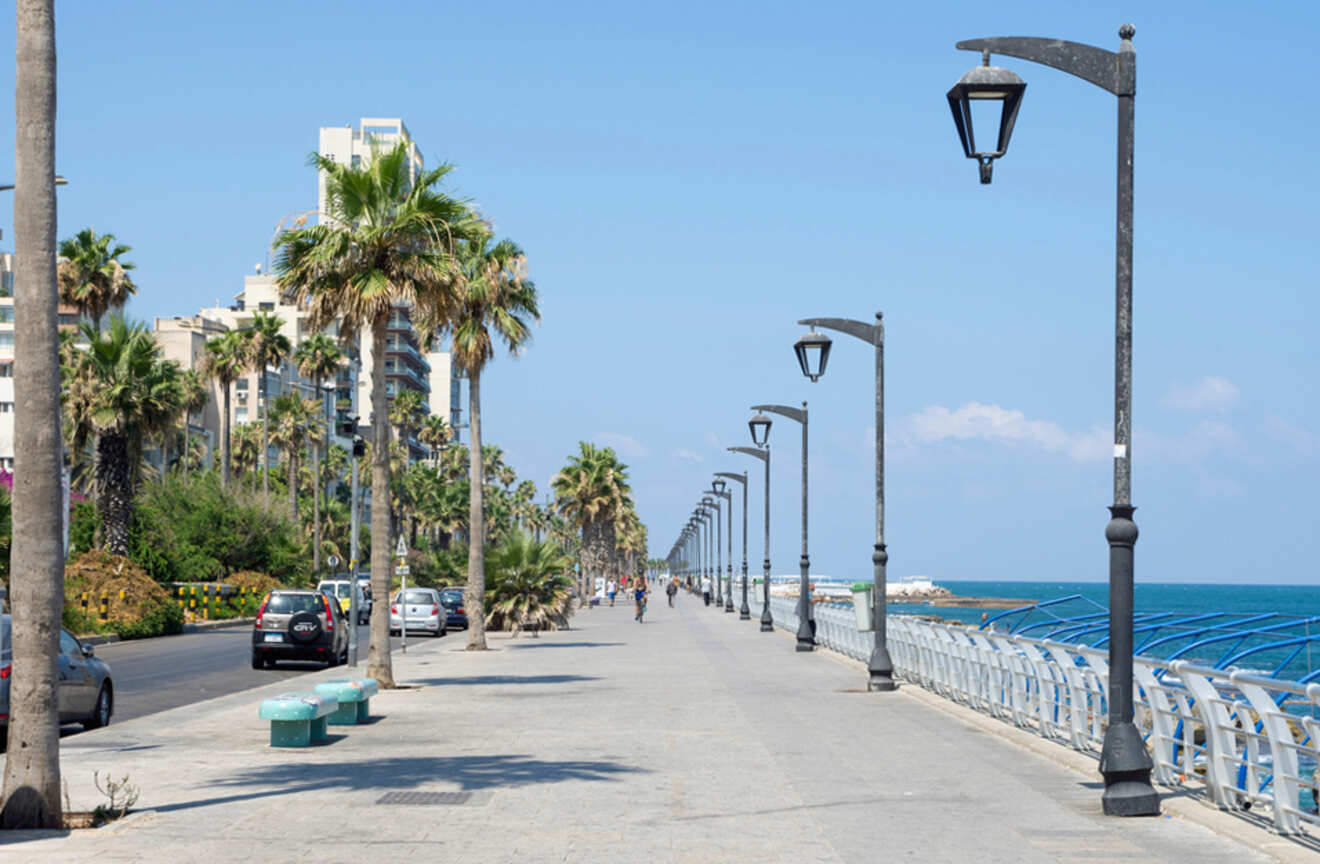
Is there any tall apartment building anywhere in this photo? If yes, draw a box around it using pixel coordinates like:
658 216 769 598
316 118 466 446
0 251 85 470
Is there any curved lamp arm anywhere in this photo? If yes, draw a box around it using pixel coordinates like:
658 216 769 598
798 316 881 347
714 471 747 487
956 34 1133 96
751 403 805 425
728 446 767 463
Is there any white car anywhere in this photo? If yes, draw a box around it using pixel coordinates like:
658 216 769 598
389 587 446 637
317 579 371 625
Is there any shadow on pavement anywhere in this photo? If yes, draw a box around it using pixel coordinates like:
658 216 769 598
506 642 623 649
408 675 601 686
147 754 644 813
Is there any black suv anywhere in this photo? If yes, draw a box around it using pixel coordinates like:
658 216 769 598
440 588 469 630
251 590 349 669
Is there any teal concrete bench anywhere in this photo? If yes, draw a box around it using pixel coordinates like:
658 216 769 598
313 678 380 726
258 692 339 747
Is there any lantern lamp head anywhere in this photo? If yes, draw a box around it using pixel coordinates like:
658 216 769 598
947 50 1026 184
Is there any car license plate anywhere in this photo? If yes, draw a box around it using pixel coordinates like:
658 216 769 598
264 633 284 642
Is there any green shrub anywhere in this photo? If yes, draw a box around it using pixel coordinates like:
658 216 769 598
105 599 183 640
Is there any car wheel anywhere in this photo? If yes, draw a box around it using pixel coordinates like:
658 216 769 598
251 652 263 670
83 683 112 730
326 646 340 668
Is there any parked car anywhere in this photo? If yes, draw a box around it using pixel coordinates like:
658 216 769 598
390 588 447 637
439 588 469 630
0 615 113 748
251 590 349 669
316 579 371 625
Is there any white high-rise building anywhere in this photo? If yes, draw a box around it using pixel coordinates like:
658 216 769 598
315 118 465 451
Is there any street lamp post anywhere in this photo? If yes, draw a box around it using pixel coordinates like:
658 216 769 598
703 495 721 612
946 25 1157 816
729 446 771 630
716 471 749 619
711 481 734 612
750 403 814 652
795 315 895 691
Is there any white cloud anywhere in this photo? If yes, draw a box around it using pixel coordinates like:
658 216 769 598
671 448 703 465
1162 376 1239 413
594 433 649 460
897 402 1109 463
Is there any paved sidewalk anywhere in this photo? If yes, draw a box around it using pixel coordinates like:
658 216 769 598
0 596 1284 863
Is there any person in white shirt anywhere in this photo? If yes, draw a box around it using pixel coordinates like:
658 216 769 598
701 576 712 606
607 579 617 606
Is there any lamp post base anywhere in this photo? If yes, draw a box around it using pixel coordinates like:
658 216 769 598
724 597 734 613
867 644 896 691
1099 720 1160 816
760 614 774 632
795 619 815 652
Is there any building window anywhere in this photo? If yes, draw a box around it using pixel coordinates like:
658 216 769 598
236 407 249 422
0 402 13 413
236 378 249 391
0 273 12 298
259 301 275 311
0 307 14 324
0 363 10 377
351 155 361 169
0 332 12 353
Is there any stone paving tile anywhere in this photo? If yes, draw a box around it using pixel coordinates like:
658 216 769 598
0 595 1285 863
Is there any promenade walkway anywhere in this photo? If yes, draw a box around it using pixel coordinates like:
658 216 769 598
1 594 1290 862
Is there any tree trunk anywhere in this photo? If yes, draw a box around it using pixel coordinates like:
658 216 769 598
260 369 270 498
182 414 190 482
96 433 132 557
365 313 395 686
220 385 231 489
312 378 322 575
287 449 298 524
2 0 63 829
465 366 487 649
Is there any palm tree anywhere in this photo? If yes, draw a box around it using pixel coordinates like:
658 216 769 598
56 227 136 332
269 394 323 524
246 311 290 498
273 141 479 687
444 231 540 650
232 422 261 481
63 318 183 555
179 368 209 481
2 0 63 826
552 442 633 602
485 533 573 636
418 415 452 462
201 329 248 488
294 332 343 575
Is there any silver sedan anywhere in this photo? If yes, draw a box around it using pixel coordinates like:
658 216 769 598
389 588 447 637
0 615 114 748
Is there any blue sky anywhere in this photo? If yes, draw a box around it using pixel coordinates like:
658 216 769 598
1 2 1315 584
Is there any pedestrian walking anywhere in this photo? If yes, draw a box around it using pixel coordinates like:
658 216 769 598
701 575 712 606
633 574 649 622
607 578 617 607
666 578 678 607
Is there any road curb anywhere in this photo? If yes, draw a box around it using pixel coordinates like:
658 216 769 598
182 617 255 633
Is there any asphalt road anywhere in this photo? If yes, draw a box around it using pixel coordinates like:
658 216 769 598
91 623 424 725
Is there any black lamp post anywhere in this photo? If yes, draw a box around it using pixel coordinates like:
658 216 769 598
750 402 814 652
711 481 734 612
716 471 749 619
729 445 771 630
795 314 896 692
692 509 706 598
702 494 721 611
946 25 1156 817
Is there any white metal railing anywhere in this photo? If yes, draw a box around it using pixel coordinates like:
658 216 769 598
732 597 1320 835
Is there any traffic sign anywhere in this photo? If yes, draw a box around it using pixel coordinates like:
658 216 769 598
395 536 407 558
327 554 341 569
395 565 410 576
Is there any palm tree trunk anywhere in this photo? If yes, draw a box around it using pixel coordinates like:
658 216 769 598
465 366 487 650
366 313 395 686
288 449 298 524
182 414 190 482
2 0 63 829
220 385 231 489
97 433 132 556
261 368 270 498
312 378 322 575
